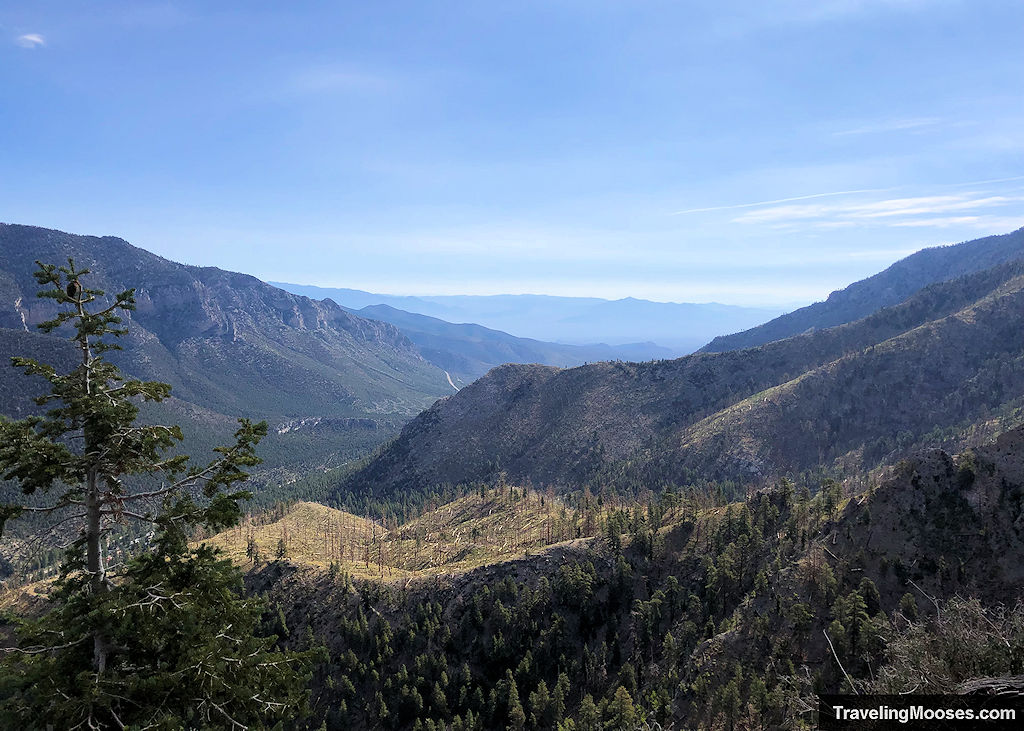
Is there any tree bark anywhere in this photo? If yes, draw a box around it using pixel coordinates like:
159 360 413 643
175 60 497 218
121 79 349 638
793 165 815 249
85 466 108 673
78 292 108 673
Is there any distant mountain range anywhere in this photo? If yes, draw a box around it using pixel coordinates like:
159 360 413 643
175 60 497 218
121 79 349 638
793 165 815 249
333 227 1024 503
10 222 1024 502
269 282 782 352
702 227 1024 352
352 304 673 384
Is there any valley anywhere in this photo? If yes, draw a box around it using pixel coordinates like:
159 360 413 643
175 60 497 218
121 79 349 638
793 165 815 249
333 247 1024 505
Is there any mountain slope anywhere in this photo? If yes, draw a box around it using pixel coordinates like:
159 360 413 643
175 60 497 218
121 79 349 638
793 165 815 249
0 224 451 471
701 226 1024 352
334 257 1024 501
355 304 673 384
675 270 1024 480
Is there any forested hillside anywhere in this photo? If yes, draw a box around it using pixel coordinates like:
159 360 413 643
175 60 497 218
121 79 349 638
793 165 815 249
243 430 1024 729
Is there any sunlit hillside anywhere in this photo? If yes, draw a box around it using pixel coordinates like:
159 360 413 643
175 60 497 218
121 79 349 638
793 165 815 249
205 487 598 580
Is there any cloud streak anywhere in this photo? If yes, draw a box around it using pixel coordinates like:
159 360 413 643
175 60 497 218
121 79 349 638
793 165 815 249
288 65 394 96
670 188 890 216
732 192 1024 230
832 117 943 137
15 33 45 48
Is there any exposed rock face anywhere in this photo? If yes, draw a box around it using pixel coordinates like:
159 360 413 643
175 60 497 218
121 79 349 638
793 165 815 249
0 223 449 420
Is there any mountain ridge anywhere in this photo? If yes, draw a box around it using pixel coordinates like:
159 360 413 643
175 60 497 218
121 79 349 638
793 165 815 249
251 427 1024 729
701 226 1024 352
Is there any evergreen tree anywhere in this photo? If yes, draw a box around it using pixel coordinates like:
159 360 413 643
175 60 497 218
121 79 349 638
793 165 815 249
604 686 637 731
528 679 551 729
1 503 317 727
577 694 599 731
506 669 526 730
0 261 317 728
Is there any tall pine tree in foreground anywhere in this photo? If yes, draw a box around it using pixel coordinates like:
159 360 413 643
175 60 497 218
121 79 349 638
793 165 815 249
0 260 316 729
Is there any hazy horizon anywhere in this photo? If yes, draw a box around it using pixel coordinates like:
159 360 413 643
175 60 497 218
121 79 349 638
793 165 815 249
267 279 799 310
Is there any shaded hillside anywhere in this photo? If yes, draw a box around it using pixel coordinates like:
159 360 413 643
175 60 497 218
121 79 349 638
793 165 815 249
0 327 77 418
0 224 451 471
356 304 673 384
254 431 1024 730
335 258 1024 501
702 226 1024 352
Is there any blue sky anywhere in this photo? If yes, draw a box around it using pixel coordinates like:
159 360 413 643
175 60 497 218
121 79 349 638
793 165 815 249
2 0 1023 306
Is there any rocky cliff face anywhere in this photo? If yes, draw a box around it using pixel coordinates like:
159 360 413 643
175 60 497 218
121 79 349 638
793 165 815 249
1 225 412 348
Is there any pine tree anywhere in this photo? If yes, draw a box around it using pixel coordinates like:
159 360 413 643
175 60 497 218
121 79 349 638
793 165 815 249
604 686 638 731
506 669 526 731
0 260 318 728
528 679 550 729
577 694 599 731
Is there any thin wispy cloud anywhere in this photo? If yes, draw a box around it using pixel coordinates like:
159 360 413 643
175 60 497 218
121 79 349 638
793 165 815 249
676 176 1024 218
670 188 890 216
945 175 1024 188
891 216 1024 230
833 117 943 137
288 65 393 96
732 192 1024 230
889 216 982 228
15 33 45 49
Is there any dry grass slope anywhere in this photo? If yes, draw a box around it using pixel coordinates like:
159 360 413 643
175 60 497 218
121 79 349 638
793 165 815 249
204 502 385 575
206 487 595 581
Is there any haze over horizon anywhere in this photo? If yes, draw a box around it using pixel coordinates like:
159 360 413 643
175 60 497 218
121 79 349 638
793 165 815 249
2 1 1023 306
269 281 798 310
